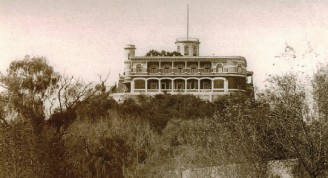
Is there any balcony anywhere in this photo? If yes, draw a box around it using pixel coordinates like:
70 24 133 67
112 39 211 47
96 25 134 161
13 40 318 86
130 67 247 75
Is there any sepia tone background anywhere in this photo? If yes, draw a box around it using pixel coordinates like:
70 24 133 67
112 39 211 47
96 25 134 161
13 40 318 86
1 0 328 89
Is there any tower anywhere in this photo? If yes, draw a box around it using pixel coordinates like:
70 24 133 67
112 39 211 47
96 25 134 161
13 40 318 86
175 4 200 56
124 44 136 78
124 44 136 60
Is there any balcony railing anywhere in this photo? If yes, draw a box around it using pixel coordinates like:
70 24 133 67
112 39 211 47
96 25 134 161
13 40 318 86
132 67 246 74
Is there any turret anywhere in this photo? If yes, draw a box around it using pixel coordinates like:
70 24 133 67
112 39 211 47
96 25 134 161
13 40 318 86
124 44 135 78
124 44 136 60
175 37 200 56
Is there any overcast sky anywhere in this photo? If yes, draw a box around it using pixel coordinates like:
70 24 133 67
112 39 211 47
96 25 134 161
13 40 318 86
1 0 328 90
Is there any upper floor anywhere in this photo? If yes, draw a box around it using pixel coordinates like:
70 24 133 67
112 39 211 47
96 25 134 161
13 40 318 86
123 56 249 77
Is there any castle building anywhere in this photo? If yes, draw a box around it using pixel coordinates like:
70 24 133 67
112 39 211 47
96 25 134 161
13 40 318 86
112 36 254 101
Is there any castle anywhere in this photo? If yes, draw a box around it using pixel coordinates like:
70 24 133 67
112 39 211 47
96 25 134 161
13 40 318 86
112 36 254 101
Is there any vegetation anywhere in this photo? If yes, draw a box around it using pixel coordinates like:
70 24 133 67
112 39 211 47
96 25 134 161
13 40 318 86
145 49 182 56
0 56 328 177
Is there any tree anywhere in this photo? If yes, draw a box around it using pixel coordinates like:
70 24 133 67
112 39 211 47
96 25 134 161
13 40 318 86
261 73 328 177
0 56 59 133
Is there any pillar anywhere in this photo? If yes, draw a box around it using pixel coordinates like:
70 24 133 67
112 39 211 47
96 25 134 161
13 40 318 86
198 79 200 93
171 80 174 92
185 61 187 73
158 80 161 92
185 79 187 93
145 79 148 93
131 81 134 93
159 62 161 73
224 79 228 93
211 79 214 92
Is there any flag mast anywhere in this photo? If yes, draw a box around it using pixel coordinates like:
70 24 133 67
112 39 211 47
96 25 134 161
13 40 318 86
187 4 189 40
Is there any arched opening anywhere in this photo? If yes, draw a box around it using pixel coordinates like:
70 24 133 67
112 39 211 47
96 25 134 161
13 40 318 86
184 45 189 56
160 79 172 91
192 45 197 56
147 79 159 91
200 79 211 90
187 79 198 92
213 79 224 89
177 46 181 53
227 77 246 90
216 64 223 73
174 79 185 92
134 79 145 89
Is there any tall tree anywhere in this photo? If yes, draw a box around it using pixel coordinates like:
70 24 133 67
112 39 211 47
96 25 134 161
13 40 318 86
0 56 59 132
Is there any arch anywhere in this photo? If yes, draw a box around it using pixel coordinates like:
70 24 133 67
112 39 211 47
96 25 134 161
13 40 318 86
186 78 198 89
192 45 197 56
213 78 225 89
184 45 189 56
147 79 159 89
173 78 185 91
160 78 172 90
172 77 186 81
200 78 211 89
133 78 146 89
216 63 223 73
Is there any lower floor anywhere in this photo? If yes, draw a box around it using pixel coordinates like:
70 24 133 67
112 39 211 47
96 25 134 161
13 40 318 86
122 77 246 94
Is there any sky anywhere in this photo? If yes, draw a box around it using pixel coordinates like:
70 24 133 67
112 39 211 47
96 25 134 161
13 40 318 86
1 0 328 91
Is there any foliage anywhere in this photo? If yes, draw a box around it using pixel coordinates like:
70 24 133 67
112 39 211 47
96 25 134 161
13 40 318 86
1 56 328 177
145 49 182 56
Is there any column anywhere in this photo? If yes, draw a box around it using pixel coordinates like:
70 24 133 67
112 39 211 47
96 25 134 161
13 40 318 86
158 79 161 92
131 81 134 93
198 61 200 73
224 79 228 93
198 79 200 93
146 62 148 73
185 61 187 73
211 61 214 73
159 62 161 73
185 79 187 93
145 79 148 93
172 61 174 73
211 79 214 92
171 80 174 92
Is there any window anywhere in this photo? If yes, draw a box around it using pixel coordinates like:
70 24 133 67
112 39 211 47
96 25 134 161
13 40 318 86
237 64 242 73
177 46 181 53
204 64 211 72
136 64 142 72
149 64 157 73
150 82 158 89
163 64 171 73
184 45 189 56
192 45 197 56
214 80 224 88
217 64 223 73
135 80 145 89
191 64 197 73
177 64 184 73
